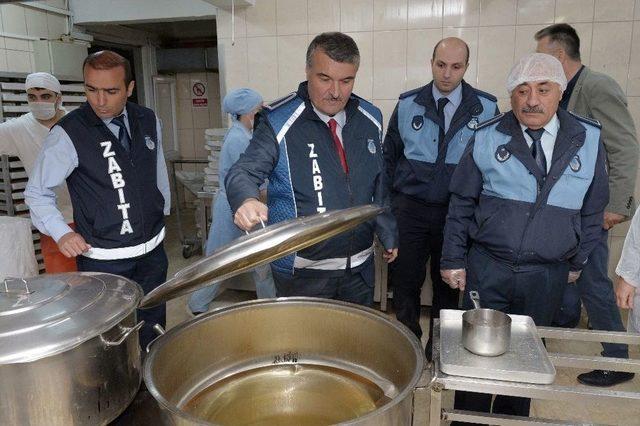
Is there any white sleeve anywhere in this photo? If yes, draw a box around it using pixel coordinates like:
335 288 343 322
615 207 640 287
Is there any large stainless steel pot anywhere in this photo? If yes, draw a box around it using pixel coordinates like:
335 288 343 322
0 273 143 425
144 298 424 425
0 205 385 425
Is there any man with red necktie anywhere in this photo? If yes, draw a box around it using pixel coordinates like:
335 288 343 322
225 32 398 307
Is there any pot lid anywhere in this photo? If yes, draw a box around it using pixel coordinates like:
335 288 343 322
0 272 142 364
140 205 383 308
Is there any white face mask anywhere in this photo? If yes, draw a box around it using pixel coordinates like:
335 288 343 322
28 101 57 120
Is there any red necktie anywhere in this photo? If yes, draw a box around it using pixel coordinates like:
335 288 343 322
328 118 348 173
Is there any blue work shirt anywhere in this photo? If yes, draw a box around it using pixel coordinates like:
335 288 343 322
26 107 171 242
432 82 462 134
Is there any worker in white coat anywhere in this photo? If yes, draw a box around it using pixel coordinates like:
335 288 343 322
188 88 276 315
0 72 74 272
615 207 640 333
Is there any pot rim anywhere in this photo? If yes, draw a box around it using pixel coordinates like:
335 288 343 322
143 297 425 425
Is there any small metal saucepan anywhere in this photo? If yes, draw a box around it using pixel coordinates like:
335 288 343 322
462 290 512 356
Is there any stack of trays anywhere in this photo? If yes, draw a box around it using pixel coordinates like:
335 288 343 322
203 128 226 193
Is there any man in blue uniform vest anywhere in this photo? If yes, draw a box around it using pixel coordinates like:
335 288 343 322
441 53 608 421
384 37 499 357
26 51 171 348
226 32 398 306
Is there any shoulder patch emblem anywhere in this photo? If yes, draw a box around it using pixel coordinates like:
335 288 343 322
412 115 424 131
368 139 377 154
570 154 582 172
467 116 479 130
495 144 511 163
145 135 155 150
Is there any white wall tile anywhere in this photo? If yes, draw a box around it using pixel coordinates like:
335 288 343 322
46 12 66 39
374 99 399 134
193 107 211 129
177 98 194 130
178 128 195 157
176 74 191 100
277 35 308 97
1 4 26 36
246 0 277 37
594 0 634 21
515 24 546 61
5 38 29 52
555 0 595 23
25 8 49 38
341 0 374 32
408 0 442 29
627 25 640 95
218 37 249 97
443 27 479 86
373 0 408 31
590 21 633 90
373 30 407 99
479 0 516 27
215 6 247 39
0 38 5 50
6 50 31 73
570 22 594 65
277 0 308 35
308 0 341 34
443 0 480 28
477 26 515 97
44 0 67 9
516 0 555 25
406 28 442 89
247 36 279 102
636 0 640 20
348 31 374 100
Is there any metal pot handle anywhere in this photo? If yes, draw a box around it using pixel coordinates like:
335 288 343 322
101 321 145 346
469 290 481 309
145 324 166 353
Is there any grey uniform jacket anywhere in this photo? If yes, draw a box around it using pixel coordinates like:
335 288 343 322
568 66 639 217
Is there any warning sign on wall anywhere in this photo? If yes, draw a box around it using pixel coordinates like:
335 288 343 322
191 80 208 108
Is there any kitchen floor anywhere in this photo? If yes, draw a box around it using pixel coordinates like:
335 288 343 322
163 211 640 425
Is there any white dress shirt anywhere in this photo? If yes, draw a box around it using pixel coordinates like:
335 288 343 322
313 105 346 146
520 113 560 173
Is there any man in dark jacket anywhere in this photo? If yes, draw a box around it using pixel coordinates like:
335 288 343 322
441 53 608 420
384 37 499 356
26 51 171 348
225 32 398 307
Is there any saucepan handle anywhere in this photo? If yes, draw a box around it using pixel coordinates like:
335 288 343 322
469 290 481 310
145 324 166 353
101 320 145 346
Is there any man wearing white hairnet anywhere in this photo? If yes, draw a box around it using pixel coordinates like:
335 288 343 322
440 53 608 420
0 72 75 272
188 88 276 315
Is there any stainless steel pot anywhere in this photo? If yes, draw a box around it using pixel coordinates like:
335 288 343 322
0 273 143 425
144 298 424 425
461 290 512 356
0 205 385 425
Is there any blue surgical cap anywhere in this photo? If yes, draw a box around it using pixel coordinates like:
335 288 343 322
222 88 263 117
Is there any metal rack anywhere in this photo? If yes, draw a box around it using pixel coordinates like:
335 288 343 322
428 320 640 425
169 158 217 258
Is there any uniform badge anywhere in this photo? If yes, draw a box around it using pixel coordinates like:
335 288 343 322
467 116 479 130
411 115 424 131
368 139 376 154
570 155 581 172
145 136 155 150
495 144 511 162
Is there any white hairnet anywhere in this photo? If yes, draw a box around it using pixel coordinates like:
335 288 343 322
506 53 567 94
25 72 61 94
223 88 263 117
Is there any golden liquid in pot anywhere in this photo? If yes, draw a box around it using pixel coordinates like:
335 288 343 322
181 363 393 425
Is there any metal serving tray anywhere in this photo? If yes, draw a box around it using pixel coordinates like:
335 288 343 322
439 309 556 384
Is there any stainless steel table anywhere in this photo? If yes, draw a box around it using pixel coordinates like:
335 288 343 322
429 320 640 425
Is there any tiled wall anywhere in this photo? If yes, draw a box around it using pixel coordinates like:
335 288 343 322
216 0 640 274
0 1 69 73
175 71 223 161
